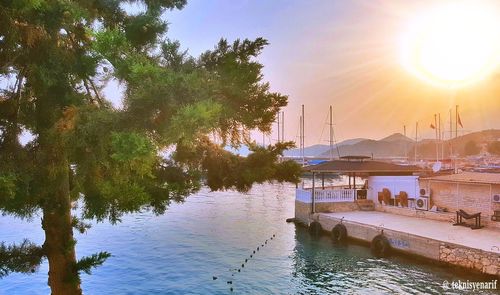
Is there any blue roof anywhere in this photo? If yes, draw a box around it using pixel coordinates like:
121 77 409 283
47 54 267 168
308 159 327 165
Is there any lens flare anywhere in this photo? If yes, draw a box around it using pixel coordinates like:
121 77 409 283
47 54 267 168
400 1 500 88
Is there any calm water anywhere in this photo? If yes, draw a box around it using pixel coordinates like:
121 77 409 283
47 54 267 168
0 183 497 294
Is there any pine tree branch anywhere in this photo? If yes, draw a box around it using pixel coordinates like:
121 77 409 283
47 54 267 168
75 252 111 275
87 78 104 107
0 239 45 278
82 78 97 105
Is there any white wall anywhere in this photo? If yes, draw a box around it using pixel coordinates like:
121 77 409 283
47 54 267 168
368 175 420 200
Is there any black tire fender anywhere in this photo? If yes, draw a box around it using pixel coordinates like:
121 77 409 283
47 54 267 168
308 221 323 236
331 223 347 243
371 234 391 258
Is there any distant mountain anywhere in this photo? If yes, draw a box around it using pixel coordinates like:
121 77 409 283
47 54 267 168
283 138 369 157
337 138 368 146
318 138 410 158
380 133 413 143
417 129 500 158
228 129 500 158
313 129 500 159
283 144 330 157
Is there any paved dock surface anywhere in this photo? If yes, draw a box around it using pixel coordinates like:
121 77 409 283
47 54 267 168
321 211 500 253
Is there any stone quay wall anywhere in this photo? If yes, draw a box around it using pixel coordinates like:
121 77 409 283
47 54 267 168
295 200 359 224
439 243 500 277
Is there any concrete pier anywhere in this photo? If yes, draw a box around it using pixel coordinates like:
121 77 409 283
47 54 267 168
312 211 500 277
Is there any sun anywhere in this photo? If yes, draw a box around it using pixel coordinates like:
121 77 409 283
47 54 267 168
400 1 500 88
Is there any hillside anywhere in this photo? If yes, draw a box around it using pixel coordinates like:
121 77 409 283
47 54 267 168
283 138 368 157
308 130 500 159
380 133 413 143
227 130 500 158
318 137 411 158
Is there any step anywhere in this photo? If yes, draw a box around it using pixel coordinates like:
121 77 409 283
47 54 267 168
356 199 375 211
359 205 375 211
356 199 374 205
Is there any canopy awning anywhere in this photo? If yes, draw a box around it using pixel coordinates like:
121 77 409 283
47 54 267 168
304 159 422 174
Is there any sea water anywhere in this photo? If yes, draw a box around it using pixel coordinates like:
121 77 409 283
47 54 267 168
0 183 496 294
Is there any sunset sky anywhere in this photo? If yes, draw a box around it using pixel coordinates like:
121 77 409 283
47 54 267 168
114 0 500 146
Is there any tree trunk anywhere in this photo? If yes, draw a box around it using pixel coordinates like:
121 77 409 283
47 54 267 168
42 162 82 295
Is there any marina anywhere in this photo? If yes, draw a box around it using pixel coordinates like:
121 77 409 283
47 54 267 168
293 157 500 277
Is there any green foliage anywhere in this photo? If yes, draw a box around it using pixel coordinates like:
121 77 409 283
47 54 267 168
463 140 480 156
110 132 156 177
0 0 302 287
0 174 16 201
0 0 302 220
71 217 92 234
166 100 223 143
75 252 111 275
200 141 301 192
0 239 44 278
125 13 167 48
487 141 500 155
199 38 288 145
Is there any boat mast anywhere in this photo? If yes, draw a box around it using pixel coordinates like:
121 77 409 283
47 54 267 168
414 121 418 164
404 125 407 161
299 115 302 160
449 108 453 159
439 113 443 160
435 114 438 162
301 104 305 166
281 111 284 142
277 111 280 143
328 105 341 160
329 106 333 161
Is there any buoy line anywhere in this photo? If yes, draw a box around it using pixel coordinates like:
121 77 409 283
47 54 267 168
211 233 278 292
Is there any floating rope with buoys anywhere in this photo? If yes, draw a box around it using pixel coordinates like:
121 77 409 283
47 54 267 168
211 233 278 292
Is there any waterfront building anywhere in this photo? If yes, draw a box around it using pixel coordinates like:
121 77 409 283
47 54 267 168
294 158 500 276
420 172 500 229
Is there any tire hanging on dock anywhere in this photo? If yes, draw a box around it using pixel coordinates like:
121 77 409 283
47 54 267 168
308 221 323 236
371 234 391 258
331 224 347 243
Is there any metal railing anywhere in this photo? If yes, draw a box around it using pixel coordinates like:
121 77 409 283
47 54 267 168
295 188 356 203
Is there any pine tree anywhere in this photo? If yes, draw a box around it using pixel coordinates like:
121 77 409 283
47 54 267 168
0 1 301 293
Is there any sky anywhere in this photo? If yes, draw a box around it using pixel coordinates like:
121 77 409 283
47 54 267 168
115 0 500 146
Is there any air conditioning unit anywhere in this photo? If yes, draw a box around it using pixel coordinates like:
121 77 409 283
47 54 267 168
415 196 429 210
492 194 500 203
419 188 427 196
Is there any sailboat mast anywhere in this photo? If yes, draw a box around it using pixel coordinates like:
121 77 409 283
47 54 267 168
329 106 333 161
439 113 443 160
449 108 453 159
435 114 438 162
301 104 305 166
277 112 280 143
404 125 407 161
281 111 285 142
299 115 302 161
415 122 418 163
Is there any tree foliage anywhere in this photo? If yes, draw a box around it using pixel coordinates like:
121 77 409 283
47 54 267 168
0 239 44 278
463 140 480 156
487 141 500 155
0 0 301 291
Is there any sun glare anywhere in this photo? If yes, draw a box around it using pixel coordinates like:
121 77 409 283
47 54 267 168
400 1 500 88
